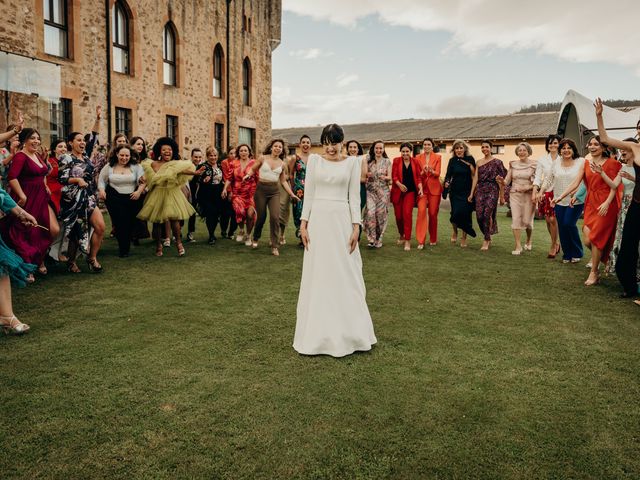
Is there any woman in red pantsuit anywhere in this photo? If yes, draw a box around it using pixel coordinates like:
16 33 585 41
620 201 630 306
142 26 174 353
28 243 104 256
414 138 442 247
391 143 423 251
222 144 257 245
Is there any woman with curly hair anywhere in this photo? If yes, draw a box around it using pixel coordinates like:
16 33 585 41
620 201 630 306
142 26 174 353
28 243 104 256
137 137 203 257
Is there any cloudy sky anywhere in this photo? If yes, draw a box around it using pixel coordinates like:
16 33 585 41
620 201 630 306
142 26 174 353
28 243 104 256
271 0 640 128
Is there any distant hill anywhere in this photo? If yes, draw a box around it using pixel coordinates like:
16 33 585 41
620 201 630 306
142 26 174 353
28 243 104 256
518 99 640 113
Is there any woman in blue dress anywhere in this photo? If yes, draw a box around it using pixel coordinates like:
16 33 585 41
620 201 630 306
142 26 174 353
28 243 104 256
0 186 37 334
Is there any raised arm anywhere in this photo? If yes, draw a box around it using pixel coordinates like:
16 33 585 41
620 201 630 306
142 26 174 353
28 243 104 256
595 98 640 164
0 111 23 144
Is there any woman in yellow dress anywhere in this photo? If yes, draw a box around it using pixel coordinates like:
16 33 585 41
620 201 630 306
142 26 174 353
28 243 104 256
138 137 204 257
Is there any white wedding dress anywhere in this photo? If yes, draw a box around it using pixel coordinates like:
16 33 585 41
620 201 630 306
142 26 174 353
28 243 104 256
294 154 377 357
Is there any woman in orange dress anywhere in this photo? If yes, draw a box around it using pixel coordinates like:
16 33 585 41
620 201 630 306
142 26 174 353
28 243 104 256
554 136 621 285
414 137 442 247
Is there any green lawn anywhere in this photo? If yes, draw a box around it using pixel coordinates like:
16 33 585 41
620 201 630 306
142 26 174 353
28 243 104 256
2 210 638 479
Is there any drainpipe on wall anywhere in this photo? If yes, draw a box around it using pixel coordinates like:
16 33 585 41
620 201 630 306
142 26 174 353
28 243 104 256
105 0 112 141
226 0 232 151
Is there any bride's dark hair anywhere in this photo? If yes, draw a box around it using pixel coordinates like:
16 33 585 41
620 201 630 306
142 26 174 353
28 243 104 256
320 123 344 145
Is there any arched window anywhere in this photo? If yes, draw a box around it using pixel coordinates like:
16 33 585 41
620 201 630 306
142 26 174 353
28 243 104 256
112 1 130 74
163 23 177 86
242 57 251 106
213 44 224 98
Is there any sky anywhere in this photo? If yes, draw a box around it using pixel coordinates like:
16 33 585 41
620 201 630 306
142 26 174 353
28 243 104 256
271 0 640 129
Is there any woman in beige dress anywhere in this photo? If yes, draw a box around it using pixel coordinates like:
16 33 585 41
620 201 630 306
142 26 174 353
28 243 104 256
499 142 537 255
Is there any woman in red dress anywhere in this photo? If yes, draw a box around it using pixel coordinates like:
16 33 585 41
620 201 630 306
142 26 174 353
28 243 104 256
555 136 621 285
46 138 66 213
1 129 60 278
222 144 258 245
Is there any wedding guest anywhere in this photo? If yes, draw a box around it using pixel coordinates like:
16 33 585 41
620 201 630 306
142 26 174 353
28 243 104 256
196 146 224 245
220 147 238 239
345 140 368 242
137 137 203 257
185 148 204 242
469 140 506 250
533 135 562 258
555 135 621 285
0 121 22 190
391 142 422 251
289 135 311 241
0 185 38 334
364 140 392 248
278 156 291 245
595 100 640 302
129 136 150 244
246 139 299 256
46 138 66 213
57 132 106 273
98 145 145 257
604 139 638 279
444 139 477 246
1 129 60 279
500 142 537 255
222 144 258 245
415 137 442 247
545 139 585 264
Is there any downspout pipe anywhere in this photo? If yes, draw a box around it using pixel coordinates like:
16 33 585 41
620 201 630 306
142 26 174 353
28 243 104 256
105 0 112 141
226 0 232 151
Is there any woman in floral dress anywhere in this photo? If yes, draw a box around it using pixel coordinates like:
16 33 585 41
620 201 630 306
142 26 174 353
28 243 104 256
289 135 311 240
57 132 106 273
222 144 258 244
364 141 392 248
469 140 506 250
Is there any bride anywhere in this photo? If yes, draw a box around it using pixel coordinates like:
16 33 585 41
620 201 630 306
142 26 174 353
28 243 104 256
293 123 377 357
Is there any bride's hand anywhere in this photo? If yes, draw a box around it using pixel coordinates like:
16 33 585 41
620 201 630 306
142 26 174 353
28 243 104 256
348 226 359 254
300 226 310 251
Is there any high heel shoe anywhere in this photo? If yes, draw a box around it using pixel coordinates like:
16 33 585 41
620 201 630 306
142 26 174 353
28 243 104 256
176 242 185 257
1 315 30 334
86 257 103 273
271 247 280 256
155 243 163 257
523 243 532 251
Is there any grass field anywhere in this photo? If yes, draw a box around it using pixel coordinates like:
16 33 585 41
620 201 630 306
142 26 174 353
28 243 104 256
2 209 639 479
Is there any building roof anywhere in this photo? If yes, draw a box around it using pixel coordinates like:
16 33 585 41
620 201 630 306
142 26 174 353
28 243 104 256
273 111 559 145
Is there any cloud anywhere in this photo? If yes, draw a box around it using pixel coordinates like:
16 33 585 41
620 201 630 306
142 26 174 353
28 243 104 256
282 0 640 75
289 48 334 60
272 87 396 128
336 73 359 88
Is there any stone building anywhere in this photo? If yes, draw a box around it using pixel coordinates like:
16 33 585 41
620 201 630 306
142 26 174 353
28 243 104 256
0 0 281 156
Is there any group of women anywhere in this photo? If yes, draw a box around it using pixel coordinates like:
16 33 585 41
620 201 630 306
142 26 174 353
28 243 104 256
0 99 638 336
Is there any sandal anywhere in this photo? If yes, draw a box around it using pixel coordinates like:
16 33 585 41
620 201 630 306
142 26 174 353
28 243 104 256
37 264 48 275
155 244 164 257
0 315 30 334
86 257 103 273
67 261 81 273
271 247 280 256
177 242 185 257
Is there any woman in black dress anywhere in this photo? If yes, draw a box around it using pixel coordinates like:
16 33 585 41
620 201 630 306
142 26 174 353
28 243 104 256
444 139 477 247
196 146 224 245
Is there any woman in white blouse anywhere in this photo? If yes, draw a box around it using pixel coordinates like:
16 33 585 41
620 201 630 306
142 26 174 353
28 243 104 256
245 139 299 256
545 139 586 263
98 145 145 257
533 134 562 258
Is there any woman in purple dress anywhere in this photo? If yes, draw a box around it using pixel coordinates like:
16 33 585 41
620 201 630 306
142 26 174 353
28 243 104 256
1 128 60 280
469 140 507 250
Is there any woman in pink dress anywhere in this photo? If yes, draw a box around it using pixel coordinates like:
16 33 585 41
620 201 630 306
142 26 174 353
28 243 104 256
1 128 60 279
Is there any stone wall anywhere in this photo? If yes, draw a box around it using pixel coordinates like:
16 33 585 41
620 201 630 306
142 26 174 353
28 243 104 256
0 0 281 156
